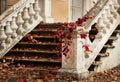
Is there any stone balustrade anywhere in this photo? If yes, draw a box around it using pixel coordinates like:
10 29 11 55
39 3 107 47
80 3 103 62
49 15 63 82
58 0 120 79
0 0 43 58
85 0 120 69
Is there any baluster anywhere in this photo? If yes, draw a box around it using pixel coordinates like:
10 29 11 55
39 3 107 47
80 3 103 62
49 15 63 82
111 0 119 9
34 0 41 19
5 21 13 44
109 4 117 19
11 16 18 38
96 18 104 30
96 18 105 39
16 12 25 35
101 11 110 29
0 25 7 50
105 7 113 23
29 3 35 24
23 7 30 30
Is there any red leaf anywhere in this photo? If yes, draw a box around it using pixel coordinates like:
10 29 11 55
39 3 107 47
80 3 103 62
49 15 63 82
56 52 61 56
80 34 87 39
69 27 74 32
82 45 91 52
39 21 44 24
67 34 72 40
63 46 68 52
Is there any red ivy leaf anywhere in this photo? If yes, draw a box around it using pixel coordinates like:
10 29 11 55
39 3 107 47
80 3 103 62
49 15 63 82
39 21 44 24
68 27 74 32
82 45 91 52
56 52 61 56
67 34 72 40
80 34 87 39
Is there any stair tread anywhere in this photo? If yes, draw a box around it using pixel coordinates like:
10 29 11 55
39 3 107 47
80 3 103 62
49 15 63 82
10 49 59 53
92 61 102 66
33 29 57 32
114 29 120 33
25 35 55 38
39 23 63 27
109 36 118 40
98 52 109 57
18 42 59 45
103 45 115 48
5 57 61 63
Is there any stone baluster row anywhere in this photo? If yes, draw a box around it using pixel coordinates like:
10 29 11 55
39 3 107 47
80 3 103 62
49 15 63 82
87 0 107 17
0 0 41 52
84 0 108 29
84 0 120 69
0 25 7 50
94 0 118 40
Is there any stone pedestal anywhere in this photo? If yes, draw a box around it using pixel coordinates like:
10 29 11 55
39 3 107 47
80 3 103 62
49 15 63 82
58 68 89 80
57 31 89 80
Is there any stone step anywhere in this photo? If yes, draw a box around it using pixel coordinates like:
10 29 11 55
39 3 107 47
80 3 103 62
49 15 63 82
114 29 120 33
10 49 59 54
33 29 57 32
92 61 102 66
25 35 55 38
38 23 63 28
103 44 115 48
98 52 109 57
18 42 59 45
5 57 61 63
109 36 118 40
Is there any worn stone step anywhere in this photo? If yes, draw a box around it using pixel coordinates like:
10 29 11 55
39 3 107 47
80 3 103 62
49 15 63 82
92 61 102 66
24 35 55 38
103 44 115 48
109 36 118 40
38 23 63 28
114 29 120 33
10 49 59 54
33 29 57 32
5 57 61 63
18 42 59 45
98 52 109 57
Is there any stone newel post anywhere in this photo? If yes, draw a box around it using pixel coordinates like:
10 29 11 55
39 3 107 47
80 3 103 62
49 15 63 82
58 29 89 79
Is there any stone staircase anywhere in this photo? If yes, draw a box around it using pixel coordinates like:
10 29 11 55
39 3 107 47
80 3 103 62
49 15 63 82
89 25 120 72
0 0 120 81
0 23 63 80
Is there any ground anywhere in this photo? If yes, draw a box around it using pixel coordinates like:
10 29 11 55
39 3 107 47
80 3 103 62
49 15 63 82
0 63 120 82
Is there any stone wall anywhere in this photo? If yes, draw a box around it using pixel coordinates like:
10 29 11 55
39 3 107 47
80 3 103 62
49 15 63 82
0 0 19 14
6 0 19 9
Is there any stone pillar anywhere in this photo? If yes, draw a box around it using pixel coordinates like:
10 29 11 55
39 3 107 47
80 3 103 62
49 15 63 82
68 0 90 22
40 0 54 23
58 31 89 80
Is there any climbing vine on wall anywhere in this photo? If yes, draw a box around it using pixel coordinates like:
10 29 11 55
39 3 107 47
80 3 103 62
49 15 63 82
55 15 93 59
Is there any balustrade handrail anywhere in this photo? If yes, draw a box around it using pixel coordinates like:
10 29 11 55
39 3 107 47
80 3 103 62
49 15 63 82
0 0 43 58
84 0 108 29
